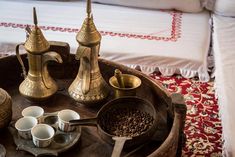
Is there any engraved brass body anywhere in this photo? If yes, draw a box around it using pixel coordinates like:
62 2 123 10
68 0 109 104
15 8 63 101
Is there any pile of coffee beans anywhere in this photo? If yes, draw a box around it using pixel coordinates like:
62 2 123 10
99 108 154 137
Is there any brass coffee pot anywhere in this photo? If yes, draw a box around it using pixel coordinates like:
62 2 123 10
15 8 63 101
68 0 109 105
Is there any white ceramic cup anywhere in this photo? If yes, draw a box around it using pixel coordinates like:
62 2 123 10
15 116 38 139
22 106 44 122
31 124 55 148
58 109 80 132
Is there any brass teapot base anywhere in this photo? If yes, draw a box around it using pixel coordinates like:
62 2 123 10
19 76 59 102
69 92 109 105
68 78 110 106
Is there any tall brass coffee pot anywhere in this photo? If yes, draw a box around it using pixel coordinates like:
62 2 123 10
16 8 63 101
68 0 109 105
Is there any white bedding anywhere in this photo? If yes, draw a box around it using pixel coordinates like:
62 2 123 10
93 0 203 13
0 0 211 81
213 15 235 157
214 0 235 17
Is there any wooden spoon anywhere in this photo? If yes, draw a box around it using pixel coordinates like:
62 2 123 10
111 136 132 157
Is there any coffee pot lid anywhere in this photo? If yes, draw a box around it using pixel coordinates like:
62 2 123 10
76 0 101 46
24 7 50 54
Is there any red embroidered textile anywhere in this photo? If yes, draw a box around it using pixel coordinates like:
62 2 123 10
150 72 222 156
0 11 182 42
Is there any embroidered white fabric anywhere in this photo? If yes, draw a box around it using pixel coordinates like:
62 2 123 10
213 14 235 157
0 0 211 82
93 0 203 13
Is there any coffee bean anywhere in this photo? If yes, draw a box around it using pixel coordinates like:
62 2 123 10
99 108 154 137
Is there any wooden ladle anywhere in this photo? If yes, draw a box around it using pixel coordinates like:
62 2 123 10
111 136 132 157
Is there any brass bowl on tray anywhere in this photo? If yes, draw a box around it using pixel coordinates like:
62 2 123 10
109 70 142 98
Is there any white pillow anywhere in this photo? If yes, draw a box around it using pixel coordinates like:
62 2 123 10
93 0 203 12
200 0 215 11
214 0 235 17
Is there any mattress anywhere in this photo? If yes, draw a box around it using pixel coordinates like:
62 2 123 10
0 0 211 81
213 14 235 157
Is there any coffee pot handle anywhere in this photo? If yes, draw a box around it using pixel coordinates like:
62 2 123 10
16 43 27 78
42 51 63 89
76 46 91 94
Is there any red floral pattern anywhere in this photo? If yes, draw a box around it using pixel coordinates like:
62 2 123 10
150 72 222 157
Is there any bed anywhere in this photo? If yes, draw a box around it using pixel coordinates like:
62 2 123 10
0 0 211 81
213 14 235 157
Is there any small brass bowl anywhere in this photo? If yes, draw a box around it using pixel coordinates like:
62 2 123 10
109 74 141 98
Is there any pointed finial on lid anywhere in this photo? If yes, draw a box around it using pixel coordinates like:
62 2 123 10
33 7 38 26
24 7 50 54
87 0 91 18
76 0 101 45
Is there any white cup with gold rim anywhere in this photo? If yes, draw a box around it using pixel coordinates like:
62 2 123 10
15 116 38 139
58 109 80 132
31 124 55 148
22 106 44 122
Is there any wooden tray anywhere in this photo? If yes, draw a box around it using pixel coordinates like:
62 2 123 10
0 45 186 157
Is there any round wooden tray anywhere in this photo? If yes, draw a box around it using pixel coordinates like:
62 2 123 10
0 47 186 157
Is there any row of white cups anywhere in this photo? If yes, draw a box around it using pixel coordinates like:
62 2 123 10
15 106 80 148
